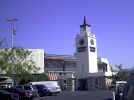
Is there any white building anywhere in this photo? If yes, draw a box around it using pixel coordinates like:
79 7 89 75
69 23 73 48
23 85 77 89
97 57 113 76
55 17 115 91
29 49 44 74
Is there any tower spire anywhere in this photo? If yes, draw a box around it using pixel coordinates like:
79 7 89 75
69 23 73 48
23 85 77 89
83 16 86 25
80 16 91 27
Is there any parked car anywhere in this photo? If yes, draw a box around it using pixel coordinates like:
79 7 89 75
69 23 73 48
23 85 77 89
28 81 61 95
0 90 19 100
44 83 61 95
16 85 38 98
1 87 33 100
33 84 48 97
0 84 8 88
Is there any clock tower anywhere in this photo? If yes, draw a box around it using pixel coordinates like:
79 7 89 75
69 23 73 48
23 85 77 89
75 16 98 78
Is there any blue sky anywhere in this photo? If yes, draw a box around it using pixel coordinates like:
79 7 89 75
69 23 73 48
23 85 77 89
0 0 134 68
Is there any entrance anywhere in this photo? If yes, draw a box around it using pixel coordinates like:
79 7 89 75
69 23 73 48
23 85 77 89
94 77 99 89
78 79 87 91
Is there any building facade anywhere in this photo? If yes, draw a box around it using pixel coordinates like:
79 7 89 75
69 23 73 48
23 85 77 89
44 54 76 80
45 17 114 91
44 53 114 91
29 49 44 74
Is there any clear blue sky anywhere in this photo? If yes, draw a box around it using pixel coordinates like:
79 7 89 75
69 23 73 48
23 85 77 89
0 0 134 68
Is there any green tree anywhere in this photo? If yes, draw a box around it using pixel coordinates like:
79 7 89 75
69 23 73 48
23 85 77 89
111 68 131 86
19 73 50 85
18 74 36 85
0 47 40 85
0 38 7 48
37 73 50 81
0 38 8 72
117 69 131 81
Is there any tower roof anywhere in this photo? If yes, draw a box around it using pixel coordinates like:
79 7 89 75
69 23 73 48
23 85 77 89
80 16 91 27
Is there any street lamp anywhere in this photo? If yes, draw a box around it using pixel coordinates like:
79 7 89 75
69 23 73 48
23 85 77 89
6 18 18 48
6 18 18 86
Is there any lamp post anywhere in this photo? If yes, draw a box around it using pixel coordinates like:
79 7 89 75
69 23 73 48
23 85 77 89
6 18 18 86
6 18 18 48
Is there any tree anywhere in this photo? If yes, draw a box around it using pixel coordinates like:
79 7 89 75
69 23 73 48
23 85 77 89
0 38 7 48
0 47 40 85
117 69 131 81
18 73 50 85
110 68 131 87
0 38 8 72
37 73 50 81
18 74 36 85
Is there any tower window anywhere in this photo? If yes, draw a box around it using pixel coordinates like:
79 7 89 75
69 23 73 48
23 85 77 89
77 46 86 52
90 47 96 52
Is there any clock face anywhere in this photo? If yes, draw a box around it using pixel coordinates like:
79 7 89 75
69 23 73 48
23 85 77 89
90 39 94 45
79 39 84 45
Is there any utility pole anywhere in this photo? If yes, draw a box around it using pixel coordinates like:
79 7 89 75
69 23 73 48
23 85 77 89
6 18 18 86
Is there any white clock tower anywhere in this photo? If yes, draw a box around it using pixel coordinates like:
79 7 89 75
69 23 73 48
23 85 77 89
76 16 98 78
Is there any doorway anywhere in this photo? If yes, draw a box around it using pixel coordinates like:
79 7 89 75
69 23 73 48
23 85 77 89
78 79 87 91
94 77 99 89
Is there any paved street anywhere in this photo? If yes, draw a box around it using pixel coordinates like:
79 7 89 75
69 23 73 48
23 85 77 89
34 90 114 100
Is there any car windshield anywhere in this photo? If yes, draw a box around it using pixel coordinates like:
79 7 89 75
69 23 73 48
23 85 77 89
24 86 31 90
36 85 44 89
45 83 55 87
117 86 124 93
32 85 37 89
14 88 24 91
16 86 23 89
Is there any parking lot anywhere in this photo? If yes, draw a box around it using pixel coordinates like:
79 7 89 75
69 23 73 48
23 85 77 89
33 90 114 100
